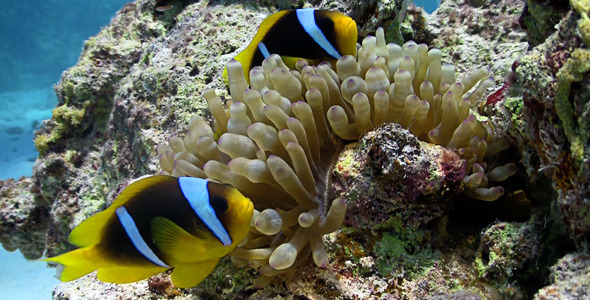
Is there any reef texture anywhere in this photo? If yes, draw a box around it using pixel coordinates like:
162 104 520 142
474 220 541 287
407 0 528 84
519 0 572 48
0 0 588 299
534 252 590 299
0 177 47 258
508 0 590 246
340 124 466 230
156 6 514 284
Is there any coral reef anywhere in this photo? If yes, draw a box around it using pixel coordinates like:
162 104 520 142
534 252 590 299
340 124 465 230
18 0 170 258
0 178 47 259
2 0 283 259
411 0 528 84
156 16 515 285
1 0 589 299
474 221 540 286
346 0 412 44
519 0 571 47
509 0 590 245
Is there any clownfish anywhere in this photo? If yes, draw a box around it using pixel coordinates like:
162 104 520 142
44 175 253 288
224 8 358 82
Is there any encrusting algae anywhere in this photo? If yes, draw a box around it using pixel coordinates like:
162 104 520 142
158 17 516 287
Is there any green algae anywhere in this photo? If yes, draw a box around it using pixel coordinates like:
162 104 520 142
571 0 589 17
555 48 590 168
474 219 545 296
64 82 75 105
577 2 590 46
374 216 441 279
34 94 113 156
93 97 113 134
33 135 54 156
34 104 87 156
504 96 526 128
76 187 108 225
474 222 523 279
53 104 86 127
198 258 254 296
523 0 567 47
381 0 409 45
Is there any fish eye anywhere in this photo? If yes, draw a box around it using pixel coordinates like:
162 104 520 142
210 195 229 214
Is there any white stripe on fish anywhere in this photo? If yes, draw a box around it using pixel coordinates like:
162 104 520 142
116 206 170 267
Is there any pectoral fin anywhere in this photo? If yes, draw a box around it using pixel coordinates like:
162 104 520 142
171 258 220 288
151 217 214 264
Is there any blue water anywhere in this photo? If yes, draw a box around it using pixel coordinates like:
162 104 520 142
0 0 441 298
0 1 129 299
0 1 130 180
414 0 440 13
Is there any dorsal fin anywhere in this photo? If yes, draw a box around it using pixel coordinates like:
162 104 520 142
111 175 176 205
68 175 176 247
225 10 290 82
256 10 291 41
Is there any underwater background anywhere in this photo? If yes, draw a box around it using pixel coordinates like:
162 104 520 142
0 1 130 298
2 0 589 299
0 1 437 298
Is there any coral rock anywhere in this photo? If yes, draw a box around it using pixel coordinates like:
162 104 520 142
336 123 466 229
535 252 590 300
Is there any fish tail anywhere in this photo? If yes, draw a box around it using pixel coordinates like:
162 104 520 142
43 246 105 282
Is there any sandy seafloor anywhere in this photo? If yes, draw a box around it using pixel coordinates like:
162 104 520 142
0 1 438 299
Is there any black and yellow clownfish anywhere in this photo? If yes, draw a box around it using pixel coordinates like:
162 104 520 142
44 175 253 288
224 8 358 82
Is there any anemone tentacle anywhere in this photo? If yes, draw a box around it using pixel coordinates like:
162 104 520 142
157 27 514 283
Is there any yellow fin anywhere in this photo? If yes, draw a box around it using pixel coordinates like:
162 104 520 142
151 217 217 265
67 210 112 247
43 246 105 282
170 258 220 288
97 265 168 284
111 175 176 206
68 175 175 247
224 10 290 83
